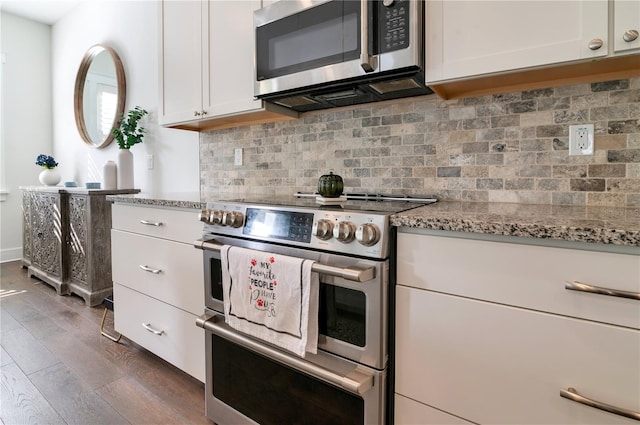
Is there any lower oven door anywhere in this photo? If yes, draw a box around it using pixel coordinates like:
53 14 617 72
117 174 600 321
197 312 386 425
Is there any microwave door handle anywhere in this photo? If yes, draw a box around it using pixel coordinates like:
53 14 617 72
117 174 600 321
360 0 375 72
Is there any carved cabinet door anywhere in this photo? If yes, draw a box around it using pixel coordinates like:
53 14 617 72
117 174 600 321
29 191 65 278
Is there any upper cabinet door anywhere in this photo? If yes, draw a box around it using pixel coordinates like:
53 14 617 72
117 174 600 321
205 0 262 117
426 1 609 83
159 0 204 125
614 0 640 53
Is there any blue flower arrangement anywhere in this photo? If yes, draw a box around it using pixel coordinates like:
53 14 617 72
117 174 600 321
35 154 58 169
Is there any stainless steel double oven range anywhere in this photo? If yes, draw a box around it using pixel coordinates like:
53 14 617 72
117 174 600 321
195 194 435 425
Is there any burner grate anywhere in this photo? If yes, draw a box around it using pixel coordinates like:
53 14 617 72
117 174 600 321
294 192 437 203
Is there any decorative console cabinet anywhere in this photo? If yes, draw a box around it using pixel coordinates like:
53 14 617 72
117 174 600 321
21 187 139 306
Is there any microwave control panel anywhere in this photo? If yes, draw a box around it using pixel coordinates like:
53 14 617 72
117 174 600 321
379 0 410 53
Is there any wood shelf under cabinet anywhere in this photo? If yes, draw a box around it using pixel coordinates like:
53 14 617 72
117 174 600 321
429 54 640 100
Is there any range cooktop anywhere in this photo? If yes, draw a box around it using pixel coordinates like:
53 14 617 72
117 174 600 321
215 193 437 214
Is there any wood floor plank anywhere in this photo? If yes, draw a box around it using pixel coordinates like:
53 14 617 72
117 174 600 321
29 362 129 425
0 346 12 367
0 327 59 375
96 375 188 424
0 261 211 425
0 307 22 333
44 331 126 390
19 315 69 342
0 362 65 425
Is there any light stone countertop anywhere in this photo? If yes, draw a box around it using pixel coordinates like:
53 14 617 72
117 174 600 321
106 192 204 210
391 201 640 247
106 193 640 247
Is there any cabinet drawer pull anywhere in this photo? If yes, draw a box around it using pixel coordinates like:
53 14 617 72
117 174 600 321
139 264 162 274
623 29 639 42
588 38 604 50
140 219 163 226
565 280 640 300
142 323 165 336
560 387 640 421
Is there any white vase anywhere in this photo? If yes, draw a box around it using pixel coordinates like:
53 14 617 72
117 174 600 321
117 149 134 189
39 168 61 186
103 160 117 190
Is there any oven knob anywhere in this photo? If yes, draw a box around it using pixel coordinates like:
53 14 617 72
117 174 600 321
209 210 223 225
222 211 244 228
333 221 356 243
356 223 380 246
198 209 212 223
312 219 334 240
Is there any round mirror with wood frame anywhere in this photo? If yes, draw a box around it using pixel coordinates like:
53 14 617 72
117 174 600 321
74 45 126 149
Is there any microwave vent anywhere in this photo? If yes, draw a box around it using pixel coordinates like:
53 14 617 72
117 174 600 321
274 96 319 108
369 78 422 95
314 89 359 102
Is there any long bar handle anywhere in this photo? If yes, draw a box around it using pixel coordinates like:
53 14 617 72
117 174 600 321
140 219 163 226
194 239 375 283
139 264 162 274
565 280 640 300
142 323 165 336
560 387 640 421
360 0 374 72
196 313 374 395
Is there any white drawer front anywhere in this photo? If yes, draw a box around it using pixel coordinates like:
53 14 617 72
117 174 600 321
114 283 205 382
111 230 203 315
112 203 202 244
395 286 640 425
397 232 640 329
395 394 473 425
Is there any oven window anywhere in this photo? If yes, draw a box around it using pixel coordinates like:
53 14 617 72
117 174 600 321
319 283 366 347
212 335 364 425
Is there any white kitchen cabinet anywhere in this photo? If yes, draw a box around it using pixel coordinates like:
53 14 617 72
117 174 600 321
395 231 640 424
614 1 640 53
396 232 640 329
395 394 473 425
426 1 609 83
159 0 296 131
111 203 205 382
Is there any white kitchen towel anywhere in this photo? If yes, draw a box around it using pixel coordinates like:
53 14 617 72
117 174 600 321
220 245 319 357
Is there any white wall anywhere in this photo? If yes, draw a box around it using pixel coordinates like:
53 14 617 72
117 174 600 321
51 0 200 192
0 0 200 262
0 12 53 262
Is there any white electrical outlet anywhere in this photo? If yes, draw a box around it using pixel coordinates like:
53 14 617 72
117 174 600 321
569 124 595 156
234 148 243 166
146 154 154 170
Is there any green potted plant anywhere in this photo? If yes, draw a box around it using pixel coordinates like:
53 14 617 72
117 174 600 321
111 106 148 189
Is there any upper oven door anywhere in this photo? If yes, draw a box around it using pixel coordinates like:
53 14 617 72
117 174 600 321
254 0 423 97
199 235 389 370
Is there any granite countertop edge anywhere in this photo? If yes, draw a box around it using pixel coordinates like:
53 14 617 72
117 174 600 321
106 194 639 247
391 201 640 247
106 193 205 210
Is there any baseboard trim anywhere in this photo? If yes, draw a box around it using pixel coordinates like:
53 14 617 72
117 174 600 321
1 247 23 263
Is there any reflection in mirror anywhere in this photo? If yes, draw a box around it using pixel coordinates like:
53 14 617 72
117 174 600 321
74 45 126 149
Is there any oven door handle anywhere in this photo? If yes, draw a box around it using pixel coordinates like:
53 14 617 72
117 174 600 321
196 313 375 396
194 239 376 283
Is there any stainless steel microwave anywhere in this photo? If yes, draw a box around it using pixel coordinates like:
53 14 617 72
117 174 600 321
254 0 431 112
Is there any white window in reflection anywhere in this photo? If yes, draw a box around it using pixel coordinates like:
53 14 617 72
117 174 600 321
98 87 117 140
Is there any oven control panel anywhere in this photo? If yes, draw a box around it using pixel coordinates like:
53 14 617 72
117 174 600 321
200 202 391 258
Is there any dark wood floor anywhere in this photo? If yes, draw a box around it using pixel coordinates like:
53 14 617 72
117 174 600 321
0 261 213 425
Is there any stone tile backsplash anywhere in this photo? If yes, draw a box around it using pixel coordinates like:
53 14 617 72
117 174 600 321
200 78 640 207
